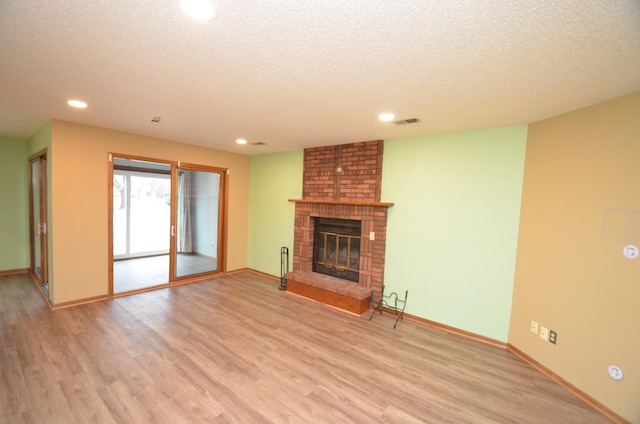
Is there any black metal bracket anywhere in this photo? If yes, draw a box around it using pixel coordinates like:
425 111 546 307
369 285 408 329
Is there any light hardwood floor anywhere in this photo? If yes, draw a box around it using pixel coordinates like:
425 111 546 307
0 272 611 423
114 254 218 293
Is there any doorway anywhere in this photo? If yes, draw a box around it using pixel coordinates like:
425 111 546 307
175 166 221 278
112 158 171 292
110 155 226 295
29 152 49 296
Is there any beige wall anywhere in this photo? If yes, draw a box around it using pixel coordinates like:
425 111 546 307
509 92 640 422
50 120 250 304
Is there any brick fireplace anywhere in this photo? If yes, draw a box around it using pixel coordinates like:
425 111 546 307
288 140 393 309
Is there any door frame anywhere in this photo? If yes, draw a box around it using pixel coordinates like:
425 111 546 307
108 153 228 296
28 149 49 300
172 161 228 282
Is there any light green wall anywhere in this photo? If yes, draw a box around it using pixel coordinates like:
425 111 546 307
381 126 527 341
248 151 303 277
246 127 526 341
0 137 29 271
28 121 52 156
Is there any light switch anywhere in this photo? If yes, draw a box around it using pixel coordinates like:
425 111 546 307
369 232 375 241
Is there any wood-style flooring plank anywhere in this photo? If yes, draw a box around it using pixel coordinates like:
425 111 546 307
0 272 612 423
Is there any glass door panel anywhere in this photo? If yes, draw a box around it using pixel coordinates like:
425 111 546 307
130 174 171 256
174 168 222 278
31 160 41 280
113 171 171 258
29 155 48 293
112 158 171 293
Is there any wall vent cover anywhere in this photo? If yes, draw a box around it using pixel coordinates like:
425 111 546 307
393 118 420 125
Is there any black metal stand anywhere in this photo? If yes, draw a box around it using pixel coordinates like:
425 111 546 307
279 247 289 290
369 285 408 329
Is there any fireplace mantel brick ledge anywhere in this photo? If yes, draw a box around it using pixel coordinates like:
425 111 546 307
289 199 394 208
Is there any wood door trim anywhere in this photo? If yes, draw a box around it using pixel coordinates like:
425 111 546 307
109 154 228 293
27 151 49 303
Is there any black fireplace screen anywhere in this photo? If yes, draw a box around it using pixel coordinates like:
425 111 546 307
313 218 361 282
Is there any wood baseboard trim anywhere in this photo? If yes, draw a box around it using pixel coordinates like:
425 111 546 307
223 268 247 276
112 284 170 298
507 344 629 424
51 294 110 310
397 310 507 348
0 268 29 277
245 268 280 282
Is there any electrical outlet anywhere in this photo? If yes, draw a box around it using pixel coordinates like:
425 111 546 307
549 330 557 344
531 320 538 334
540 326 548 341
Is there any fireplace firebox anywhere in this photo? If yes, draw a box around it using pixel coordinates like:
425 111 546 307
313 217 361 282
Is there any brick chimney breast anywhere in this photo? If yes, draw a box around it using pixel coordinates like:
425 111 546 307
291 140 391 297
302 140 383 202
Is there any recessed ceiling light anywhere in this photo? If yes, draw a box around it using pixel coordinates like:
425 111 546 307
236 138 247 145
378 112 395 122
180 0 216 20
67 99 87 109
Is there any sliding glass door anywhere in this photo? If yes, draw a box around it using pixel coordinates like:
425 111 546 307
110 155 226 295
174 166 224 279
112 158 172 293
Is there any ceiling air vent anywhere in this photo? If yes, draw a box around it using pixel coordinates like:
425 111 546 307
250 142 267 146
151 116 161 123
393 118 420 125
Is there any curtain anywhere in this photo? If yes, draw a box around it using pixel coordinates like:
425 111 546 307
177 171 193 253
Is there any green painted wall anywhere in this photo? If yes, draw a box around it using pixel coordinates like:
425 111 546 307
381 126 527 341
28 121 52 156
248 151 303 277
246 128 526 340
246 127 526 341
0 137 29 271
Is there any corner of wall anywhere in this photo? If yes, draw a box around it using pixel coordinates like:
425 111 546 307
510 92 640 423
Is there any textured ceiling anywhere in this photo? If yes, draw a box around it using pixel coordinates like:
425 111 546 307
1 0 639 155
